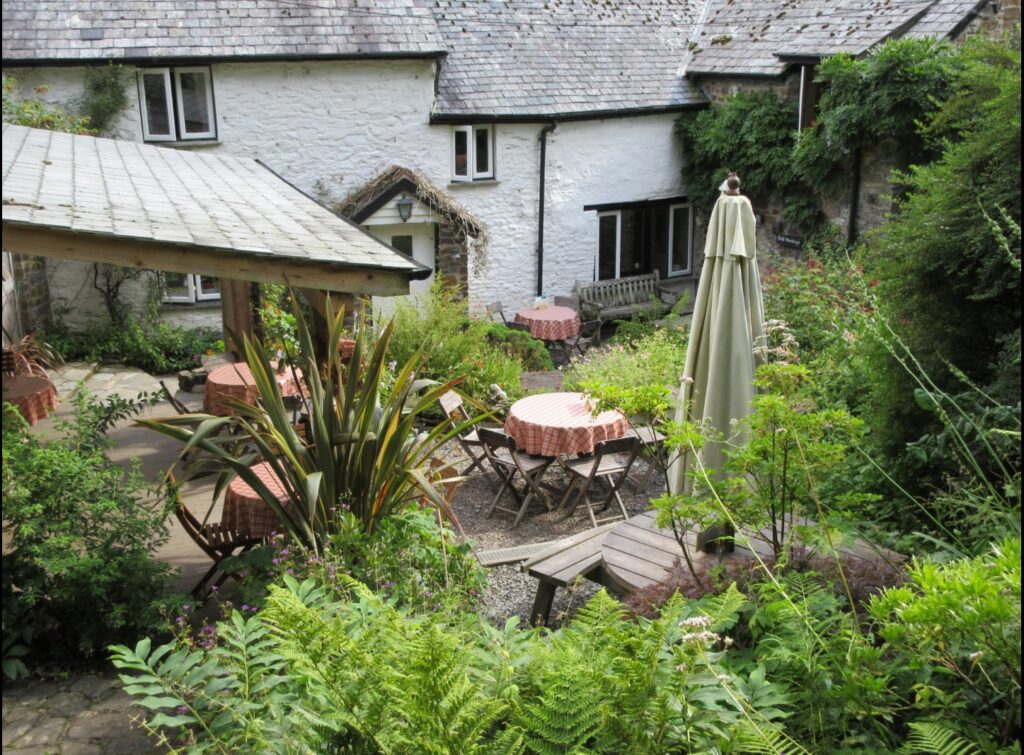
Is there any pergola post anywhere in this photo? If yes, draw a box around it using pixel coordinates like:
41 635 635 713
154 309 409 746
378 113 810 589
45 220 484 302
220 279 256 361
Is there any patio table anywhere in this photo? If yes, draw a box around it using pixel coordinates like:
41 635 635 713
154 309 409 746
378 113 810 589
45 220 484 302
2 375 59 426
203 362 303 416
222 461 296 539
514 305 581 342
504 391 629 458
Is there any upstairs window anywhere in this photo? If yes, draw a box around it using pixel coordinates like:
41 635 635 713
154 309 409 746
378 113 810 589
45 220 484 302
138 67 216 142
452 125 493 181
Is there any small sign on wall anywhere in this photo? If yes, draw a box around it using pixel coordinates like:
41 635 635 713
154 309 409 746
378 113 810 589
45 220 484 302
776 234 803 249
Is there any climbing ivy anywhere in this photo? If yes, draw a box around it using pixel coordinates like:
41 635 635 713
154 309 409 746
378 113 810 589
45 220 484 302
677 37 964 236
77 63 132 136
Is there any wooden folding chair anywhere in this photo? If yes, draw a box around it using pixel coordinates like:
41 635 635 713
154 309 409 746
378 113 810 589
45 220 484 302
167 473 263 600
520 371 564 393
625 425 667 490
559 435 641 528
477 427 554 527
562 319 602 357
486 301 510 325
439 390 494 484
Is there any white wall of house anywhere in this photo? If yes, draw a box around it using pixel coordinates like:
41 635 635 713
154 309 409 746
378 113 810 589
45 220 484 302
6 62 690 323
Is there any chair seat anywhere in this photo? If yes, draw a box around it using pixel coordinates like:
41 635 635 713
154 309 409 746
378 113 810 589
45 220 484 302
564 453 632 476
626 426 666 445
492 447 551 472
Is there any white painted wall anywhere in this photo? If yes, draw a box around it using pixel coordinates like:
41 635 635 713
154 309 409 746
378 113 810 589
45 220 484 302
367 221 436 318
6 62 692 324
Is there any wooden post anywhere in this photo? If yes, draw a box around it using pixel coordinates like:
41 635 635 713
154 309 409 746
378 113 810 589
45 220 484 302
298 288 354 364
220 279 256 361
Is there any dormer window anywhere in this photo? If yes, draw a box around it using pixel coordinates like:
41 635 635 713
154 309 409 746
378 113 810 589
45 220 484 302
138 67 217 142
452 125 493 181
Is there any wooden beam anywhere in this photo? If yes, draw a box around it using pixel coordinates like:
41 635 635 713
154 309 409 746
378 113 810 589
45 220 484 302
220 279 255 359
1 223 413 296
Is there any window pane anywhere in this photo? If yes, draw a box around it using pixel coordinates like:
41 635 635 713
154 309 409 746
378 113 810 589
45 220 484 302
646 205 669 277
454 130 469 177
671 206 691 273
142 73 171 136
598 215 618 280
178 71 211 134
391 235 413 255
197 276 221 297
163 272 193 300
475 127 490 175
619 210 643 277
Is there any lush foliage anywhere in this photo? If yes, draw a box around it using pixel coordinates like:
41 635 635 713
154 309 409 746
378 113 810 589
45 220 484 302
76 63 131 136
565 327 687 395
857 34 1021 486
676 90 823 230
226 508 486 614
41 319 223 374
2 392 177 671
677 38 967 236
257 282 303 356
141 291 470 553
113 576 801 753
387 280 547 405
2 75 94 134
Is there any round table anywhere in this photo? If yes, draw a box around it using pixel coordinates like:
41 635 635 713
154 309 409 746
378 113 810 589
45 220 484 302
504 392 629 457
2 375 59 426
514 305 581 341
203 362 304 416
222 461 295 539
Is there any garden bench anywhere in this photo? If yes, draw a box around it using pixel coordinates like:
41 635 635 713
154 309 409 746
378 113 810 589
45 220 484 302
575 271 676 323
521 522 620 625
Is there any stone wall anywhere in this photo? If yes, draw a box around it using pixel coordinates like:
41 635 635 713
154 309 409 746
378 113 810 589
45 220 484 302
436 224 469 294
12 255 52 333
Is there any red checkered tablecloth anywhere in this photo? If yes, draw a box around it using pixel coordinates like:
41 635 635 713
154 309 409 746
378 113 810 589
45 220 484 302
514 305 581 341
222 461 297 538
203 362 304 416
2 375 59 426
504 391 628 457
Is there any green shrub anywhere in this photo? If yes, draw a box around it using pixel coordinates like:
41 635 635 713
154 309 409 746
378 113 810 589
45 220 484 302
2 393 177 668
386 280 542 404
482 322 554 371
225 507 485 614
565 327 687 394
42 319 222 374
113 578 798 752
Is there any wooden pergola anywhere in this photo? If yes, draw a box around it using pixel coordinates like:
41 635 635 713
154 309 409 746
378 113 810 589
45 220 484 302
1 124 430 349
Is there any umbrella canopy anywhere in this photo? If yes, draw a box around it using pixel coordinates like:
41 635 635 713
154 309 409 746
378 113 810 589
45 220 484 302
668 185 765 550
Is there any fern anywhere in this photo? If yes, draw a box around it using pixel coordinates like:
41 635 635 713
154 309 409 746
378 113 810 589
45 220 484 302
900 722 983 755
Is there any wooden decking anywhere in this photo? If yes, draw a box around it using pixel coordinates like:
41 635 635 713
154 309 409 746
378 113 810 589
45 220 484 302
601 510 905 593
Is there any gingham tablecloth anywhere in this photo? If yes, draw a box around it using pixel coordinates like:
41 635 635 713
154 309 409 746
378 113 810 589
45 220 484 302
504 392 628 457
514 305 581 341
2 375 59 426
203 362 303 416
222 461 296 539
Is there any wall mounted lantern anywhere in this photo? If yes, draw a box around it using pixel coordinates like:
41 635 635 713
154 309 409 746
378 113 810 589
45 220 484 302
396 195 414 222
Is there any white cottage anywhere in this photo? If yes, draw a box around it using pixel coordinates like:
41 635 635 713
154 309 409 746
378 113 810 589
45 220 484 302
2 0 1004 331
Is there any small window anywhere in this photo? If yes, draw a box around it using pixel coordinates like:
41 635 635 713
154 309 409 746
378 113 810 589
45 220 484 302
139 67 216 142
391 235 414 255
452 125 493 181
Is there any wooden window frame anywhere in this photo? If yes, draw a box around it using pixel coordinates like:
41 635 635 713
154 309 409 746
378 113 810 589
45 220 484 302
596 210 622 280
173 67 217 140
138 66 217 143
138 68 176 142
452 124 494 182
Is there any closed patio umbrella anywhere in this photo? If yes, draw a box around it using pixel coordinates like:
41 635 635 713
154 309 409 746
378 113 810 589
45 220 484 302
668 174 765 552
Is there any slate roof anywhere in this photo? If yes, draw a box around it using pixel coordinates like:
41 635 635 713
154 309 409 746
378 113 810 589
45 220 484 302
904 0 989 39
425 0 707 118
1 123 429 276
682 0 957 78
1 0 444 63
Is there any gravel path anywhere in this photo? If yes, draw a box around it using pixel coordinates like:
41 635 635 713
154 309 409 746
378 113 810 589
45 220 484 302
437 439 666 628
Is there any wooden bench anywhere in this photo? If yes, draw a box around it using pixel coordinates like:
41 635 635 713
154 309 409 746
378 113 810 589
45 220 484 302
575 271 676 324
521 522 620 625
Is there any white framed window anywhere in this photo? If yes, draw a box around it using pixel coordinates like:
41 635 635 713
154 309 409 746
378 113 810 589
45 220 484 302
162 272 220 303
593 201 694 280
667 203 694 276
138 66 217 142
452 124 493 181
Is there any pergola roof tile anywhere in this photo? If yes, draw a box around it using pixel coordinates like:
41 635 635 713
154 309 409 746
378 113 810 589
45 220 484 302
2 123 429 280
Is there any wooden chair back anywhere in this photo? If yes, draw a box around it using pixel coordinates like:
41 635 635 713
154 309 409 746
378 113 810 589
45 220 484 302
520 371 564 393
507 321 531 334
486 301 509 324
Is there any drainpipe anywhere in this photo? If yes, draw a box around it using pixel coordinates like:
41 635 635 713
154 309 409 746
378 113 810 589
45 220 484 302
536 120 557 297
847 145 862 246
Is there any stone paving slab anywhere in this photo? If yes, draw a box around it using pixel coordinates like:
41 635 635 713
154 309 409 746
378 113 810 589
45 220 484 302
1 673 164 754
